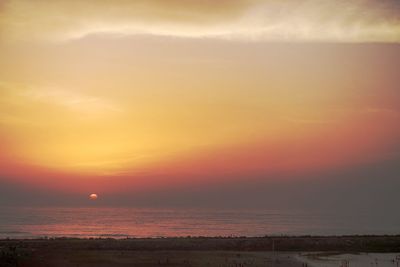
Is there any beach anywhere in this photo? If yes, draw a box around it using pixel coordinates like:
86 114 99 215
1 236 400 267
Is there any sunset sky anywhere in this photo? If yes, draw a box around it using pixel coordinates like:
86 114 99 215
0 0 399 209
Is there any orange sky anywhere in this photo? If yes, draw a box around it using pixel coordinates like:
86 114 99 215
0 0 399 196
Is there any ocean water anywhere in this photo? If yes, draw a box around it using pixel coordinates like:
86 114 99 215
0 207 399 239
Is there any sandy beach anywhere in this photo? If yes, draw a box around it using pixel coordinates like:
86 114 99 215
1 236 400 267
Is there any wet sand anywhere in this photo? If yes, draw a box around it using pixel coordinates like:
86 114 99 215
297 252 400 267
1 236 400 267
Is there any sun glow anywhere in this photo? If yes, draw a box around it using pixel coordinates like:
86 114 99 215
0 0 399 194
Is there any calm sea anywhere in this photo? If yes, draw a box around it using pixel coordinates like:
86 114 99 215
0 207 399 239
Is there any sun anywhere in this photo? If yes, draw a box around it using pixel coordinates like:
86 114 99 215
89 193 98 200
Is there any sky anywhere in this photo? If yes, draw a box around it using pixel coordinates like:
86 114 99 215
0 0 399 210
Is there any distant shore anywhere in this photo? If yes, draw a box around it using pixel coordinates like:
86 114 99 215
1 236 400 266
2 235 400 251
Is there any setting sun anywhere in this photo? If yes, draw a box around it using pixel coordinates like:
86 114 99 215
0 2 399 263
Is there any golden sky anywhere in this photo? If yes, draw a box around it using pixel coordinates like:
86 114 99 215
0 0 399 194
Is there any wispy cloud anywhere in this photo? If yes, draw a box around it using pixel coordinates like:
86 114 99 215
0 0 399 43
20 87 122 115
362 107 400 117
0 82 121 118
282 116 334 125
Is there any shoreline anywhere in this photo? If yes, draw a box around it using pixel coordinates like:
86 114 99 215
2 235 400 252
1 236 400 266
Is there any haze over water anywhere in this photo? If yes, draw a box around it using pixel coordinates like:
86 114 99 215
1 207 399 239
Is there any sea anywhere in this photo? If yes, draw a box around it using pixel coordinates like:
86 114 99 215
0 207 399 239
